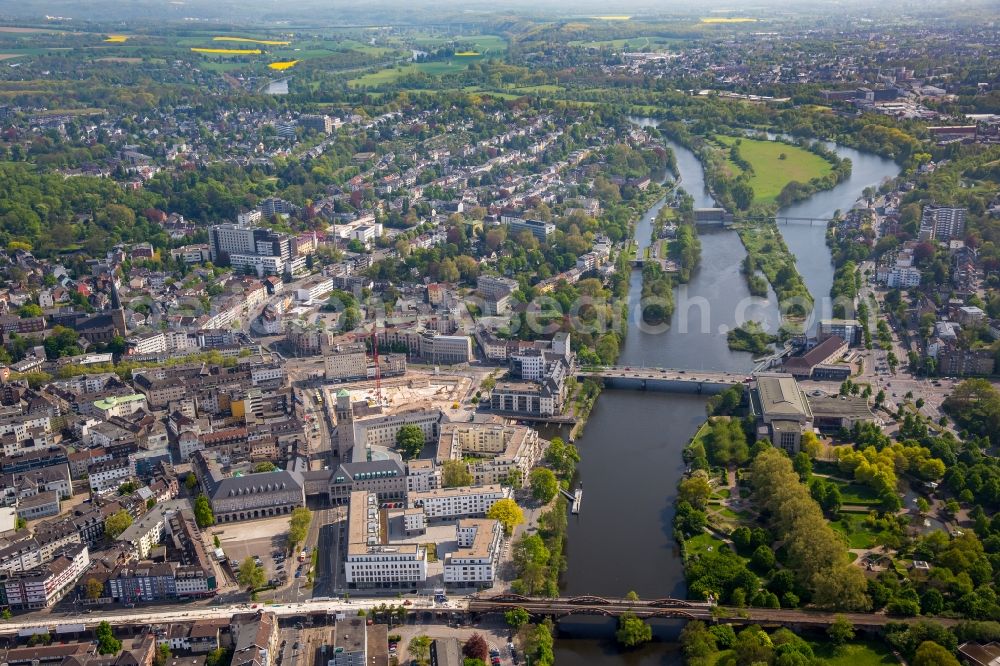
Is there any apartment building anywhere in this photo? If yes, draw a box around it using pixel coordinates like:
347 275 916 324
499 215 555 242
92 394 148 420
489 381 562 417
230 611 279 666
108 561 178 603
476 275 518 301
3 543 90 609
435 422 543 486
919 204 967 241
344 491 427 589
88 456 137 493
115 500 188 559
409 485 510 522
443 519 502 587
405 460 440 493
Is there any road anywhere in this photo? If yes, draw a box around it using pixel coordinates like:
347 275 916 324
8 595 961 636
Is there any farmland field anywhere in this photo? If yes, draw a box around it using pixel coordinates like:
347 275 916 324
715 135 833 205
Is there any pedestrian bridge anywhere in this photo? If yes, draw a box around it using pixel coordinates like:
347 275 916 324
577 366 747 394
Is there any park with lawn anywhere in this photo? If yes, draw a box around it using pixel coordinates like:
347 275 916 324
715 134 834 205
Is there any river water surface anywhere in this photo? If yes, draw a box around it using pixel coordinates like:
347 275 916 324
552 122 899 663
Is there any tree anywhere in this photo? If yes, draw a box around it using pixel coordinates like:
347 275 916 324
462 634 489 663
442 459 474 488
18 303 42 318
288 507 311 549
678 474 712 510
407 635 432 666
913 641 960 666
616 612 652 648
96 621 121 655
792 451 812 481
84 577 105 600
253 462 277 473
921 589 944 615
104 509 132 539
625 590 639 601
827 615 855 645
680 620 718 660
733 626 772 665
154 644 172 666
529 468 558 503
194 495 215 527
486 498 524 536
525 621 555 666
504 607 530 630
396 424 425 459
750 545 776 573
185 473 198 491
117 481 137 495
205 648 232 666
236 557 266 591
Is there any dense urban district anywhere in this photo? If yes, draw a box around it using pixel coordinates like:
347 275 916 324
0 1 995 665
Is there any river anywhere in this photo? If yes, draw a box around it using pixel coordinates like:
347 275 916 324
552 122 898 664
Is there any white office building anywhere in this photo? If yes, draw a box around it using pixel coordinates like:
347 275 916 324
344 491 427 588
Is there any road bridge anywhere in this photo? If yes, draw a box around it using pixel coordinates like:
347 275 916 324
740 216 834 226
578 366 747 394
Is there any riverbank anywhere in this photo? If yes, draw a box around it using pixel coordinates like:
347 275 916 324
555 125 901 665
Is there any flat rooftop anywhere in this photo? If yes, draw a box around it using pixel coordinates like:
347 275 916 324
807 394 876 419
754 373 812 420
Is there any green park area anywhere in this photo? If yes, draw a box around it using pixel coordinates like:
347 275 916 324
715 135 833 205
349 34 505 87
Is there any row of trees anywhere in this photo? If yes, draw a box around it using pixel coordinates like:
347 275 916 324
750 448 871 610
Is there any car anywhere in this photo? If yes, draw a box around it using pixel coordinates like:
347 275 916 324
294 570 301 578
490 648 501 657
292 643 299 650
491 659 501 666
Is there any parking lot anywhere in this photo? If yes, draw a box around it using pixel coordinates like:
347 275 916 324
210 516 294 586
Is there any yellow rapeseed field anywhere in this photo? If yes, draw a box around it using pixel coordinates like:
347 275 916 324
104 35 129 43
268 60 299 70
213 36 290 45
191 47 262 55
454 51 480 56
